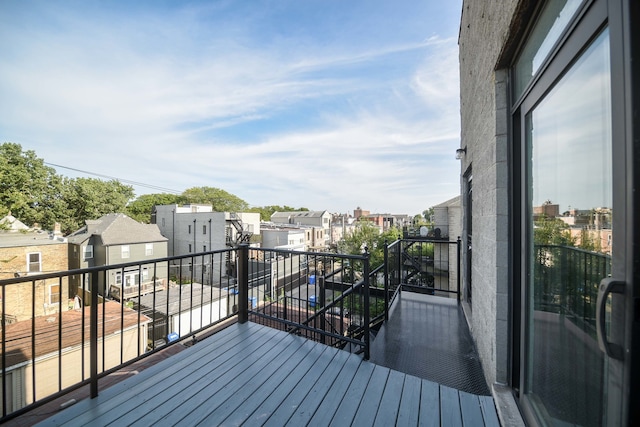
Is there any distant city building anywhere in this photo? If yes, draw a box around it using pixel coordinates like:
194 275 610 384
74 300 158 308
260 224 306 251
352 208 412 231
270 211 331 250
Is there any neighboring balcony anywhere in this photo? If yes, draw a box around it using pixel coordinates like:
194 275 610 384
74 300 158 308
0 238 501 426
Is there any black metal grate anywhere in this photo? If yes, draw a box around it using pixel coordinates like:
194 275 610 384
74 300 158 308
370 291 490 395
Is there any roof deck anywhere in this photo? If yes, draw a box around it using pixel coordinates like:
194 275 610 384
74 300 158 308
33 320 499 426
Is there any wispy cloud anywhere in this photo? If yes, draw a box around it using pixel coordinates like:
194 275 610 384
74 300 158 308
0 0 462 214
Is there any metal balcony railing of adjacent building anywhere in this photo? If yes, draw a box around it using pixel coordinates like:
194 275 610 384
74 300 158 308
0 238 462 422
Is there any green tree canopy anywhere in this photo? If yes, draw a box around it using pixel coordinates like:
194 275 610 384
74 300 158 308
61 178 134 233
180 186 249 212
126 193 180 223
338 220 403 268
0 142 65 229
533 216 575 246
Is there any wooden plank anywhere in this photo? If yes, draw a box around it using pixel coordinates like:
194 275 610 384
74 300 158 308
305 352 363 426
119 325 290 426
439 386 463 427
160 334 314 426
373 369 405 427
328 359 375 426
262 345 340 426
479 395 501 427
418 379 440 427
351 365 391 426
459 391 484 426
239 340 328 425
53 322 271 426
396 374 421 426
284 348 352 426
212 337 324 426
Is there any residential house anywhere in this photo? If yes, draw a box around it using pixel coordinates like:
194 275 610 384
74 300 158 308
270 211 331 250
260 224 306 251
66 213 169 301
152 204 260 254
0 215 69 322
152 205 260 284
360 213 412 231
0 301 149 413
459 0 638 424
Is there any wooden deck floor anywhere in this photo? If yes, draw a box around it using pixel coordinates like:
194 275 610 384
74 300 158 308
37 322 500 426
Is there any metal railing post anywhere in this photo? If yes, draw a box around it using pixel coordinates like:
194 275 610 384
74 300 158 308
363 249 370 360
383 241 389 321
90 270 99 398
319 275 326 345
457 237 461 302
238 245 249 323
397 240 403 291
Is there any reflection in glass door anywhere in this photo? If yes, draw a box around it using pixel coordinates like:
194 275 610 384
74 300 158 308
525 29 611 426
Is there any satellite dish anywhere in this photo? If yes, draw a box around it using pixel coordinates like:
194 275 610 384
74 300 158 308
419 226 428 237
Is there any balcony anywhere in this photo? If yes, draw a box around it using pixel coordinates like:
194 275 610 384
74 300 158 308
1 240 500 426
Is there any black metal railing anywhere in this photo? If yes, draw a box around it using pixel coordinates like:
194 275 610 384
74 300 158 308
0 238 463 422
241 247 371 359
381 238 461 319
0 249 238 422
533 244 611 338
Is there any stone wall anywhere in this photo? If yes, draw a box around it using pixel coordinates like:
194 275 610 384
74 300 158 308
458 0 518 386
0 242 70 322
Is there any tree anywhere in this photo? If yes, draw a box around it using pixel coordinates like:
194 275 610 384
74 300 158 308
533 216 575 246
126 193 180 223
61 178 134 233
422 207 435 224
338 220 403 269
180 186 249 212
0 142 65 229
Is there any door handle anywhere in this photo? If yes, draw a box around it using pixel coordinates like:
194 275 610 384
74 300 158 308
596 278 625 360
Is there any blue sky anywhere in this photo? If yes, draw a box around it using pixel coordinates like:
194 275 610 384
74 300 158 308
0 0 462 216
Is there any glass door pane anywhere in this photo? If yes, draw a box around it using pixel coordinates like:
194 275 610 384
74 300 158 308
525 28 611 426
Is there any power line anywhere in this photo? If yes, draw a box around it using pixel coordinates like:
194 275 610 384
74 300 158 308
44 162 183 194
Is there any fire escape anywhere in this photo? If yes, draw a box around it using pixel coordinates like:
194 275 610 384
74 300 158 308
225 214 254 277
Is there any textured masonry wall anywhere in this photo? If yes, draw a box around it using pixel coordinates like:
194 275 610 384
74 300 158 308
0 243 69 322
459 0 517 386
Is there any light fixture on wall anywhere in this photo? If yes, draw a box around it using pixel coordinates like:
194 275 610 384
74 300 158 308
455 147 467 159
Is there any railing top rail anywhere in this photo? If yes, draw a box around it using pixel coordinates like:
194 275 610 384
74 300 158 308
254 246 367 261
534 243 612 257
0 248 237 286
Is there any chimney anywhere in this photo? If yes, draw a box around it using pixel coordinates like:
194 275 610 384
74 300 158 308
54 222 62 236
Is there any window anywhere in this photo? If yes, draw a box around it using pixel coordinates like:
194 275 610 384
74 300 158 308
188 225 191 234
203 245 207 252
203 225 207 234
121 245 130 259
27 252 41 273
83 245 93 259
116 272 122 285
512 2 614 425
49 283 60 305
188 244 192 253
145 243 153 256
142 268 149 281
